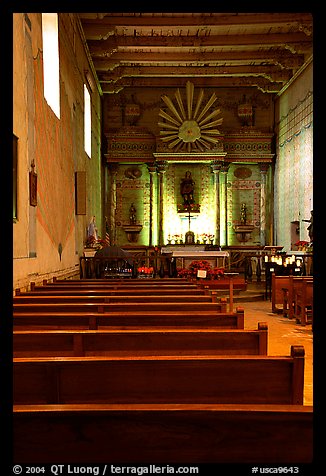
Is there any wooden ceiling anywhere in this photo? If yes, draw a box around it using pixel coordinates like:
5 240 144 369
78 12 313 95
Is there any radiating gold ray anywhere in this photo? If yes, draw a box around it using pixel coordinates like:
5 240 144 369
168 137 183 149
159 131 179 136
194 141 204 152
158 121 179 130
199 129 221 135
186 81 194 120
197 137 212 148
187 142 191 152
200 118 223 129
193 89 205 120
171 139 184 152
196 93 217 123
198 109 221 126
200 134 220 144
175 89 187 121
160 134 180 142
159 109 180 126
162 95 183 123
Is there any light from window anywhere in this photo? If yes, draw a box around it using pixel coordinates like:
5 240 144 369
84 84 92 157
42 13 60 118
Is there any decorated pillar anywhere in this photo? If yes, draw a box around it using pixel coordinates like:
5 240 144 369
156 161 167 246
147 162 157 246
259 163 269 246
211 161 221 246
219 162 230 246
107 164 118 245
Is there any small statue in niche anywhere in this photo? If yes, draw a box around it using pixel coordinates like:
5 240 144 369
240 203 247 225
129 203 137 225
180 171 195 205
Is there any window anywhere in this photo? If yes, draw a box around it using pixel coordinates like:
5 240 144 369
84 84 92 157
42 13 60 118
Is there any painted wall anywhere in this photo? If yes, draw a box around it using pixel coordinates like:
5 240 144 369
274 60 313 251
13 13 102 290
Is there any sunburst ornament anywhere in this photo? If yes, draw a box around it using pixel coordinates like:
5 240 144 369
158 81 223 152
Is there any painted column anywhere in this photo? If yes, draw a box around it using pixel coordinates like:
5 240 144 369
147 162 157 246
211 161 221 246
219 162 230 246
259 163 269 246
156 161 167 246
108 164 118 245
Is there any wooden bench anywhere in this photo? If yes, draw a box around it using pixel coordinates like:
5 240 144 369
13 300 227 314
13 403 313 463
13 293 215 304
271 274 313 314
16 287 207 297
282 276 313 319
13 308 245 330
293 279 313 326
13 345 304 405
13 322 268 357
53 277 190 284
29 283 200 293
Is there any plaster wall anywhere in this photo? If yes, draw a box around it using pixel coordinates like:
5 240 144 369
274 61 313 251
13 13 102 290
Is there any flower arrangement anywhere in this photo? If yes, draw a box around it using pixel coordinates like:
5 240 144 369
84 235 107 249
177 260 224 280
295 240 309 247
137 266 154 276
294 240 310 251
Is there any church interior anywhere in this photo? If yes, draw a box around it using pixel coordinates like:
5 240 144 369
12 12 314 467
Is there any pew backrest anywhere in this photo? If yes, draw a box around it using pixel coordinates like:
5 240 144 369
13 322 267 357
13 345 304 405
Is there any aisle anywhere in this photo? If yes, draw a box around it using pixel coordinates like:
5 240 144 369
241 299 313 406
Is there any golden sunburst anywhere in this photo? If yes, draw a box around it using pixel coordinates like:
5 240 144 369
158 81 223 152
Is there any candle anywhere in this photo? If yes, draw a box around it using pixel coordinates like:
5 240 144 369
264 256 268 262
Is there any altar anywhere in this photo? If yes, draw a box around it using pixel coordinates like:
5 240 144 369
161 245 229 269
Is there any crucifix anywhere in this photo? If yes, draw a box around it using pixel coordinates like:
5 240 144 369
185 206 195 244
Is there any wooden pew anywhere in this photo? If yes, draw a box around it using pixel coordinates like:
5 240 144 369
16 287 207 297
282 276 313 319
293 279 313 325
13 403 313 463
13 345 305 405
13 300 227 314
53 277 190 284
13 308 245 330
271 274 313 314
13 322 268 357
13 293 215 304
28 283 200 293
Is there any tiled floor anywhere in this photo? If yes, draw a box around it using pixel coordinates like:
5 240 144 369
239 295 313 406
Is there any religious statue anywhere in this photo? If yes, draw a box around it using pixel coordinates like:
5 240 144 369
303 210 313 242
87 215 98 241
240 203 247 225
129 203 137 225
180 171 195 205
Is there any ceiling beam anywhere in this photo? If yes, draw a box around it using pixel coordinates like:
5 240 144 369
96 64 292 83
79 12 312 28
100 76 283 94
84 32 311 50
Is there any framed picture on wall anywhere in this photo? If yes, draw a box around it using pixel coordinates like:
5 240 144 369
29 161 37 207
